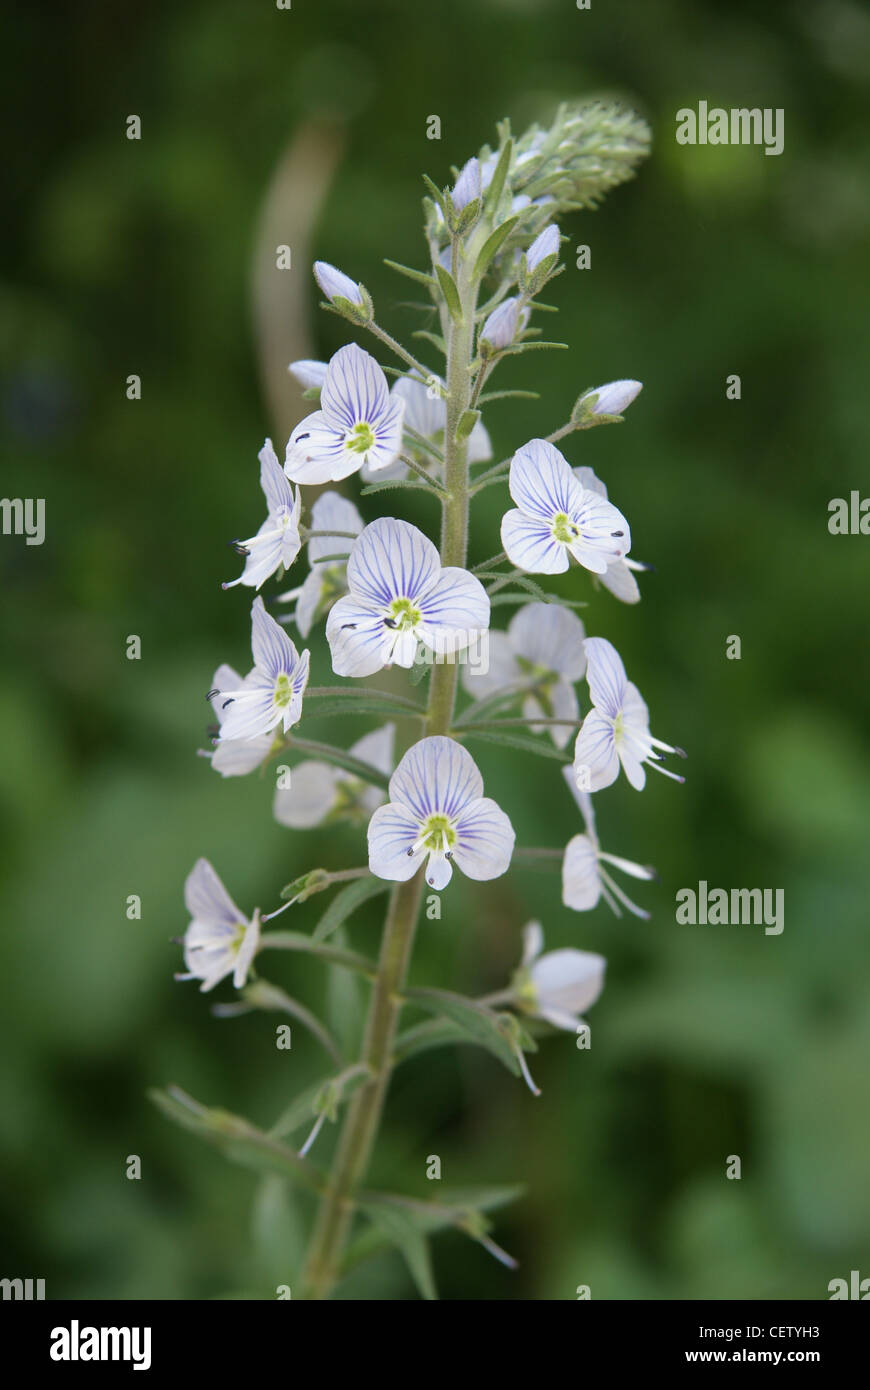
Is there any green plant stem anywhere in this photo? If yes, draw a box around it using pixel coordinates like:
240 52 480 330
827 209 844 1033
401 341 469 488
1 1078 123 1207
299 210 484 1303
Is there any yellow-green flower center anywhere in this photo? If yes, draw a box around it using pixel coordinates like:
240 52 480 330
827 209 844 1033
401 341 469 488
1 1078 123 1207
387 596 422 631
273 673 294 708
420 812 456 853
552 511 580 544
347 421 376 454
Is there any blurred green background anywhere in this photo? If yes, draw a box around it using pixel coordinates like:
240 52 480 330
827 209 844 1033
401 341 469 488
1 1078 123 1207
2 0 870 1300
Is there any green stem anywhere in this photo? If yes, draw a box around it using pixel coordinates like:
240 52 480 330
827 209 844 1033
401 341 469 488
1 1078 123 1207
298 207 485 1301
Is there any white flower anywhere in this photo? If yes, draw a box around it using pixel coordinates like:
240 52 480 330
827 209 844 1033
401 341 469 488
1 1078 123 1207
390 374 492 466
205 663 275 777
462 602 586 748
367 735 515 890
501 438 631 575
313 260 365 307
525 224 559 271
578 379 642 417
284 344 405 484
279 491 363 638
514 921 606 1031
288 359 328 390
177 859 260 992
215 597 310 741
560 768 656 917
451 157 481 211
223 440 302 591
326 517 490 678
572 637 685 791
573 465 647 604
274 724 394 829
480 296 529 350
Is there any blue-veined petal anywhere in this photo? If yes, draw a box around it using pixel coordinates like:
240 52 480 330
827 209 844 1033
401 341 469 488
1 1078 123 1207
416 566 490 655
259 438 296 516
320 343 389 434
326 595 390 677
388 736 483 822
346 517 440 608
452 796 515 881
501 510 568 573
367 801 426 881
508 438 582 521
584 637 628 718
566 491 631 575
251 596 300 681
573 709 620 791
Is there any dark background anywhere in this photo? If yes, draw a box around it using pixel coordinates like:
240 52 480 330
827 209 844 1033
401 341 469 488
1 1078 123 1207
2 0 869 1299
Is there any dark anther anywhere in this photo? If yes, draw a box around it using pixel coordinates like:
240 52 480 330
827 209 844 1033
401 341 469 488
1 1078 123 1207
295 432 310 442
222 698 235 709
341 622 358 630
611 530 624 538
206 688 219 700
383 617 398 629
406 847 415 856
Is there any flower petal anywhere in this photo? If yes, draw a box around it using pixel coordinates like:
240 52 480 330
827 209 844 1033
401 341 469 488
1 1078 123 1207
566 491 631 575
320 343 389 433
388 735 483 821
508 602 587 679
367 801 426 881
251 596 299 679
325 595 390 678
584 637 628 718
273 761 339 828
184 858 245 929
561 835 602 911
259 438 295 516
508 438 583 521
501 510 569 574
452 796 515 881
573 710 621 792
346 517 440 608
461 631 519 697
416 566 490 656
308 491 363 564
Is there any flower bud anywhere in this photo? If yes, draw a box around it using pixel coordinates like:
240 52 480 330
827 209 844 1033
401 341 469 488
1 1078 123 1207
573 379 642 422
312 261 372 322
526 223 559 272
451 156 481 212
479 296 529 352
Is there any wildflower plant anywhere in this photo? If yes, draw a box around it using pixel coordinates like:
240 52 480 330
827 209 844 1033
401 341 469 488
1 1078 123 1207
152 101 685 1300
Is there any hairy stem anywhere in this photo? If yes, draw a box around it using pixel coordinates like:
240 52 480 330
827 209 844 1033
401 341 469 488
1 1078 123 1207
299 216 483 1301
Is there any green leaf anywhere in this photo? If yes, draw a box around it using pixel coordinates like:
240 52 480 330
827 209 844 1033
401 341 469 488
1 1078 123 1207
472 214 520 279
362 1205 438 1300
257 929 376 975
478 389 541 403
403 987 520 1076
455 407 480 441
498 339 570 355
421 173 447 211
383 258 436 289
283 737 390 790
434 264 463 322
360 478 444 501
411 329 447 354
302 688 425 721
481 138 513 215
313 876 390 943
394 1016 484 1064
149 1087 323 1192
456 727 572 762
270 1064 370 1140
